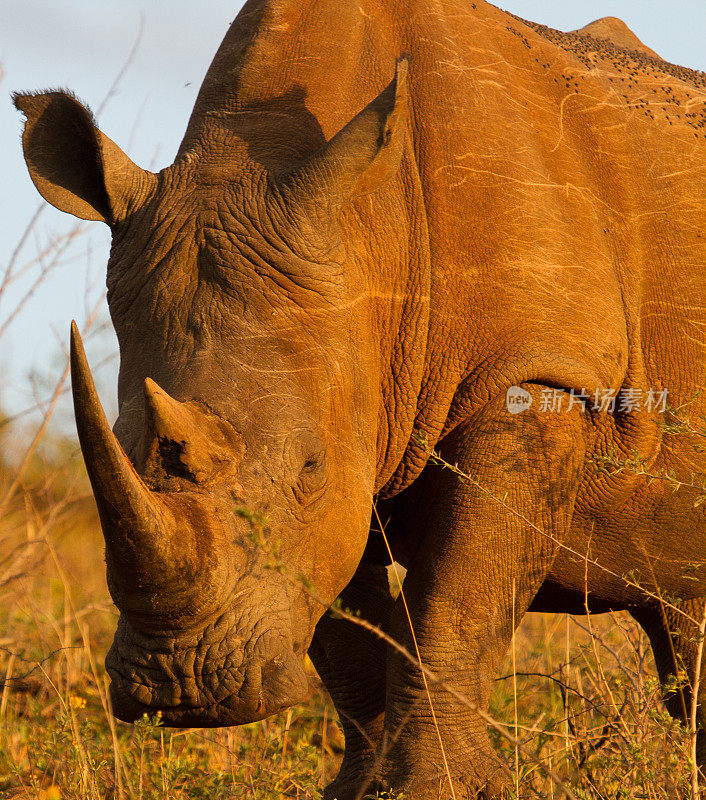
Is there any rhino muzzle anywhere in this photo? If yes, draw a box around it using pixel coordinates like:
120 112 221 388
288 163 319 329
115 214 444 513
105 616 309 726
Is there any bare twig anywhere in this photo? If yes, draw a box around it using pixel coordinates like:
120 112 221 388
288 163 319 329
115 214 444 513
691 600 706 798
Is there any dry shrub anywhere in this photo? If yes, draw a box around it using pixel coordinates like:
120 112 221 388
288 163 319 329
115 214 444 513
491 612 691 798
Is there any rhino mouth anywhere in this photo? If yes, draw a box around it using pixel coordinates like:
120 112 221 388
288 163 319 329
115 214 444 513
105 617 309 727
107 657 307 727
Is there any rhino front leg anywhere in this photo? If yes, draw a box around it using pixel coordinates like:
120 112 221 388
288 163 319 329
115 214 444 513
309 537 395 800
374 392 586 799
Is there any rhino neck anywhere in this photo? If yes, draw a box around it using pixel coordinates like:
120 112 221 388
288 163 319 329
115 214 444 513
348 154 454 500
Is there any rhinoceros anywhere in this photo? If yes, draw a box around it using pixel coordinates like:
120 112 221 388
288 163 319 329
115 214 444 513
14 0 706 796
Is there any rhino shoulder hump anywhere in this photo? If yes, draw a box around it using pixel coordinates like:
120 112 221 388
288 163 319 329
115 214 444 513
573 16 662 60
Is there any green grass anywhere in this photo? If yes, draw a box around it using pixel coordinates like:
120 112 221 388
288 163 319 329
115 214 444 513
0 488 696 799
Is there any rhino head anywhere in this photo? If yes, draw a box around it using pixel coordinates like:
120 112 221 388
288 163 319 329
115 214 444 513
14 61 408 726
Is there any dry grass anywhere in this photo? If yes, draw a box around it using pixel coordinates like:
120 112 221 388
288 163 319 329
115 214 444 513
0 474 695 799
492 614 691 797
0 491 344 799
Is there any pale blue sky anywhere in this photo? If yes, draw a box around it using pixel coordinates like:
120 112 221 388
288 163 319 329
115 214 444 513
2 1 705 423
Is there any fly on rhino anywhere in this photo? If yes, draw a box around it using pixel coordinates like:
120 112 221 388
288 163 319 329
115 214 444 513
15 1 706 797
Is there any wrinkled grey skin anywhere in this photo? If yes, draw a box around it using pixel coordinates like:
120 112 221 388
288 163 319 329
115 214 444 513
15 0 706 797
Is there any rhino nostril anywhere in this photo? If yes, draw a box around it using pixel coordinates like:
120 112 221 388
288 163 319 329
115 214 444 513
258 650 310 710
260 657 284 682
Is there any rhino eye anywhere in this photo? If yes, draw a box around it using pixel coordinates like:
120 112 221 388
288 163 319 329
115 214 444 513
298 442 327 482
285 430 328 503
296 456 327 502
301 451 324 474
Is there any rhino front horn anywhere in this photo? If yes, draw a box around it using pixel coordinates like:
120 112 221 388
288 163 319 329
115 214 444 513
70 321 172 585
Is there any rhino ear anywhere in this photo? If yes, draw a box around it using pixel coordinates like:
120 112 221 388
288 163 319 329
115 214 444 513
278 59 409 216
13 91 156 224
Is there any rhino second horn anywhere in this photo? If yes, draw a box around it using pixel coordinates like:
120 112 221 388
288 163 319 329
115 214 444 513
70 322 171 576
143 377 189 442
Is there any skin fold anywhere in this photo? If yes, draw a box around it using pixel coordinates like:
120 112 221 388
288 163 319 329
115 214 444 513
15 1 706 796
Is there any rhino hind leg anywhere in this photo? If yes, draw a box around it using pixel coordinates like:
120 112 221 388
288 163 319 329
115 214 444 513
632 598 706 770
308 541 395 800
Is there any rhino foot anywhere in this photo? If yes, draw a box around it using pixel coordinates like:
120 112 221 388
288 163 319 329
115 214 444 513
370 751 512 800
323 758 511 800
